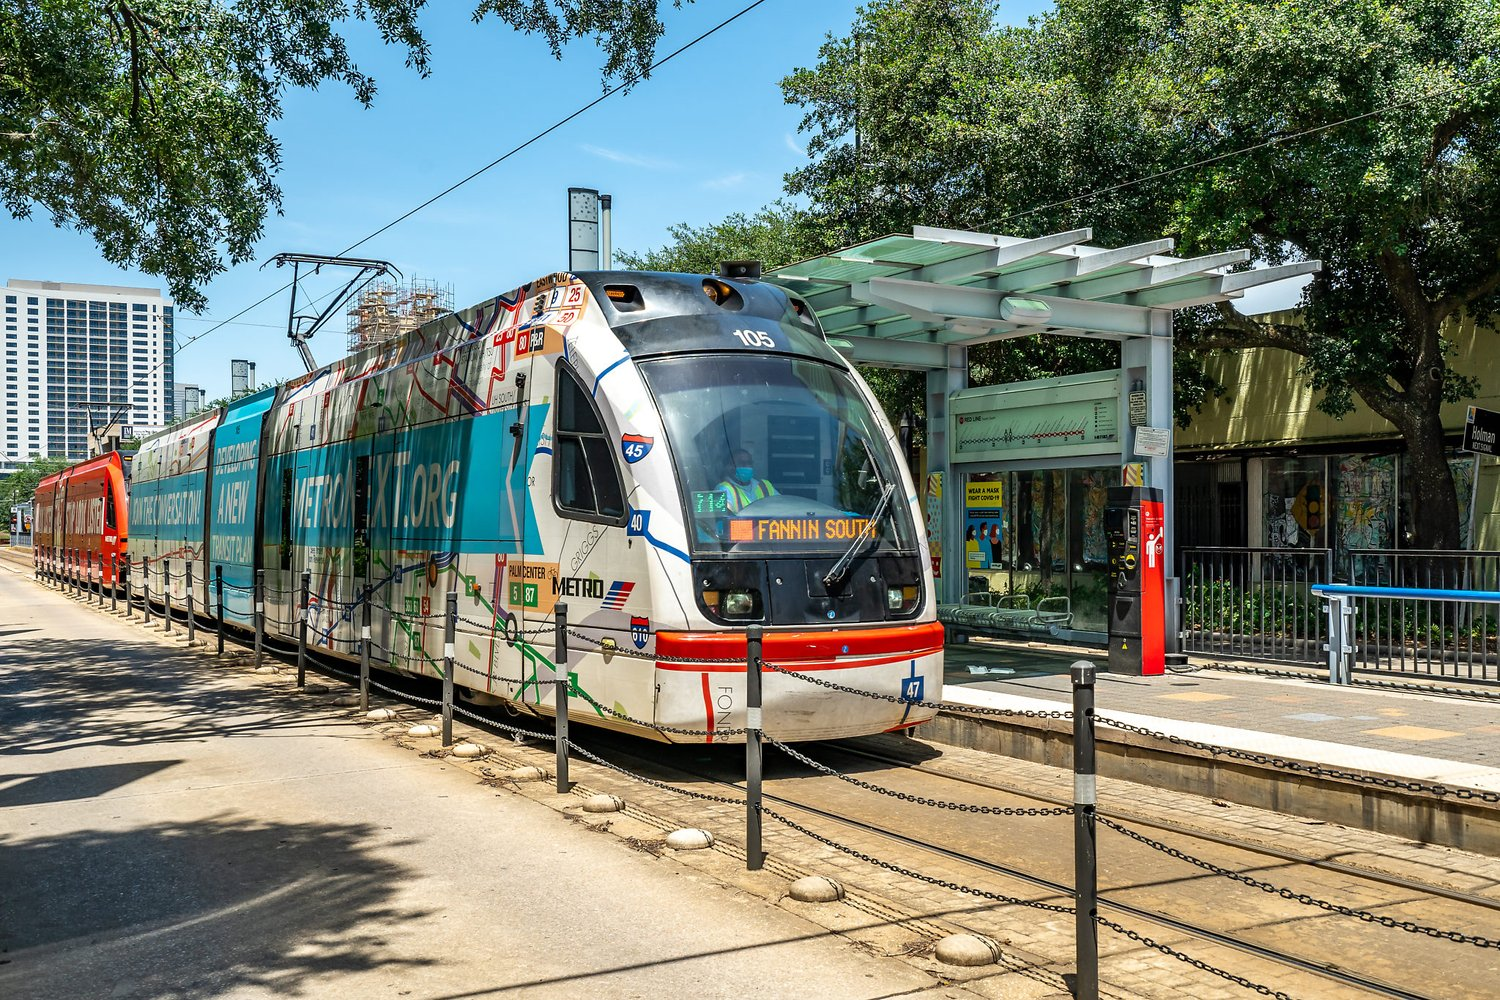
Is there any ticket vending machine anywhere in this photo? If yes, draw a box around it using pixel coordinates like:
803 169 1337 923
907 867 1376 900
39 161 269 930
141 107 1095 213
1105 486 1165 676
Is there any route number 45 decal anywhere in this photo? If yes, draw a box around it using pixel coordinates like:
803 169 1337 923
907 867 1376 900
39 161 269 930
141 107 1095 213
730 328 776 349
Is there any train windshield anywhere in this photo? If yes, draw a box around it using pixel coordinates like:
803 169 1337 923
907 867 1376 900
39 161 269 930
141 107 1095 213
638 355 917 555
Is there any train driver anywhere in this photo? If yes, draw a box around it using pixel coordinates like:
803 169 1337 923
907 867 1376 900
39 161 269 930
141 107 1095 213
716 448 779 513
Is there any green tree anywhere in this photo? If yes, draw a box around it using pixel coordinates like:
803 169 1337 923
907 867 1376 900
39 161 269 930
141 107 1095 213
0 454 71 513
778 0 1500 549
1 1 691 311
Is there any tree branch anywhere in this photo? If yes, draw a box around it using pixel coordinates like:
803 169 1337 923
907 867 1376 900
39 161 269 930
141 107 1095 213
1434 264 1500 319
1189 302 1312 354
1424 109 1470 171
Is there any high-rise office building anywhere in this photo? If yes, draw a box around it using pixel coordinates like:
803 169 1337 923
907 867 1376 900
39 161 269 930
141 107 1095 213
2 279 174 473
174 383 206 421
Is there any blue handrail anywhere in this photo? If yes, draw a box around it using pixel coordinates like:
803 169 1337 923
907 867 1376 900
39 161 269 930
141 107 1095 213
1311 584 1500 604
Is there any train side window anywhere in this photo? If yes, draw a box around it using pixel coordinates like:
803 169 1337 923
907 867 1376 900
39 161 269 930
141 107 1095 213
553 365 626 523
104 488 116 529
280 467 293 571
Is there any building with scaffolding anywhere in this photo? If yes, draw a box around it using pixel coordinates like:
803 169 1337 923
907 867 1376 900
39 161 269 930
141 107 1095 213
346 279 454 354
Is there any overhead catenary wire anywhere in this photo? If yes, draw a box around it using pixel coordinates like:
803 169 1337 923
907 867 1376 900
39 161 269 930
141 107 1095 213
100 0 774 436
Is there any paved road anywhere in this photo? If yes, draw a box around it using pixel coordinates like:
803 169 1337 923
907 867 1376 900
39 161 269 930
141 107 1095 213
0 561 949 1000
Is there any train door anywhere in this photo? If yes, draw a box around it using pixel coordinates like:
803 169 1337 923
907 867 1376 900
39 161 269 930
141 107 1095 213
497 315 547 706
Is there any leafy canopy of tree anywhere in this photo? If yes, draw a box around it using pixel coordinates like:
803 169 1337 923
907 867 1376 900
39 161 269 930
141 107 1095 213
1 0 689 311
631 0 1500 548
0 454 71 515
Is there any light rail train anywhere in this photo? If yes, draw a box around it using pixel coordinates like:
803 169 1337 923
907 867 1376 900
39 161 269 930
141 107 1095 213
42 270 943 741
34 451 130 589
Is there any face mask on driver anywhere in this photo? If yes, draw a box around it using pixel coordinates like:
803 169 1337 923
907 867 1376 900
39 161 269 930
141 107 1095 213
735 466 754 485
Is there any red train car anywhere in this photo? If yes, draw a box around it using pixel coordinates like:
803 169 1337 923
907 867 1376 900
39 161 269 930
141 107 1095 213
34 453 130 587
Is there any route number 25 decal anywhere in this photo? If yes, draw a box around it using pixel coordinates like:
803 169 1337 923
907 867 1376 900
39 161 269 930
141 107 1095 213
730 328 776 349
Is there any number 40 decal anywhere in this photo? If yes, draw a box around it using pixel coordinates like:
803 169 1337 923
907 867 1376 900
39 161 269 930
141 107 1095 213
730 328 776 349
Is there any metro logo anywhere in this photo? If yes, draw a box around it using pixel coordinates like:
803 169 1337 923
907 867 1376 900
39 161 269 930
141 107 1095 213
601 581 634 610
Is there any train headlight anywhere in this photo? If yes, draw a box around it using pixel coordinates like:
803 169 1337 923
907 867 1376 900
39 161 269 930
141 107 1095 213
721 589 757 617
887 584 920 614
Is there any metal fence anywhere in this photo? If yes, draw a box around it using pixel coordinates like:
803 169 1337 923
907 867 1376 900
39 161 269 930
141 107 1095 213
1178 546 1332 664
1345 550 1500 683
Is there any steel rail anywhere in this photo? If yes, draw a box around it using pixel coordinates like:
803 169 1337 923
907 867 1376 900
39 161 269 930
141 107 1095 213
829 742 1500 915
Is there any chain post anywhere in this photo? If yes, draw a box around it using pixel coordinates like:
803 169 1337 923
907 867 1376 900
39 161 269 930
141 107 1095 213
66 549 73 594
254 569 265 667
554 603 569 792
163 560 173 633
142 557 152 625
185 562 196 644
746 624 765 872
110 554 118 612
441 588 457 746
215 565 225 655
297 569 309 688
123 557 132 619
95 552 103 605
359 584 371 712
1072 660 1099 1000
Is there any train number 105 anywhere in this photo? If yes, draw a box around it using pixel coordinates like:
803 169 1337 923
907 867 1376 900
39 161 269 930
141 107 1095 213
730 328 775 349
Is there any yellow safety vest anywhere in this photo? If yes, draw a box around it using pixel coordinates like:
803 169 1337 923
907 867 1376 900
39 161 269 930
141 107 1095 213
718 478 776 511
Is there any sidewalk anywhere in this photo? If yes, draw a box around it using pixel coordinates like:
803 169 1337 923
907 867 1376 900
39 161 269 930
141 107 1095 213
943 639 1500 791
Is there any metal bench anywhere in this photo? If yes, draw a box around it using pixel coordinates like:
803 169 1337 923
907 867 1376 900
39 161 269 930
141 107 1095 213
936 592 1074 641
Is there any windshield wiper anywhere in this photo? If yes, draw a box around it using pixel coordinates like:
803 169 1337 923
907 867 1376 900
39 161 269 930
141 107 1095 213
823 481 896 593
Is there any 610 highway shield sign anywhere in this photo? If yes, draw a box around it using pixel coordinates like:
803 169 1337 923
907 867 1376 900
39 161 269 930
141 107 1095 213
1463 406 1499 456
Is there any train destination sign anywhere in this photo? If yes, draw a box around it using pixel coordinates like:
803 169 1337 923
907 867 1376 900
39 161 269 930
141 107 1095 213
727 516 872 544
1463 405 1499 456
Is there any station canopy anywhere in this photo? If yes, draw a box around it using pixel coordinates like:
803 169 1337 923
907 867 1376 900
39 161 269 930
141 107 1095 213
763 225 1320 370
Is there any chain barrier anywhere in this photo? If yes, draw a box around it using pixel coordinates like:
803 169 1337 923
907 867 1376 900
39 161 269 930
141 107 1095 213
1097 816 1499 949
1181 659 1500 702
1095 714 1500 804
565 739 748 805
451 702 552 742
763 661 1074 721
1094 915 1295 1000
767 738 1072 817
568 627 746 664
455 614 553 636
572 685 748 738
761 806 1074 914
365 675 445 709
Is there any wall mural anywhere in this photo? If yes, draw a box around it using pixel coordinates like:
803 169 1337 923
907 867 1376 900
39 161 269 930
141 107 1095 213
1336 455 1395 578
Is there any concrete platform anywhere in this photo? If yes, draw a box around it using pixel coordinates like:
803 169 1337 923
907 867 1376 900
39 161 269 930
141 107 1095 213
921 639 1500 854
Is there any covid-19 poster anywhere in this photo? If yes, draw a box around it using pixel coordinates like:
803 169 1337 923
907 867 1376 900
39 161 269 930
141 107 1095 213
964 480 1004 570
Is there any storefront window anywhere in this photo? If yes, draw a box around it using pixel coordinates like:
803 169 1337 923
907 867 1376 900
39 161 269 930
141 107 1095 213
1262 457 1327 549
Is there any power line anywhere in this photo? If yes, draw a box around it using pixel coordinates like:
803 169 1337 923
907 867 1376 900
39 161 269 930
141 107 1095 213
340 0 772 257
97 0 772 436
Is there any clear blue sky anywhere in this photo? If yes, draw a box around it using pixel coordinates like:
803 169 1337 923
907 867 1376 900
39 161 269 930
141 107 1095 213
4 0 1304 403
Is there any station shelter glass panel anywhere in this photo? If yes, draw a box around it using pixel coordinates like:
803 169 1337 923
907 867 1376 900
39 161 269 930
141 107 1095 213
961 467 1114 632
